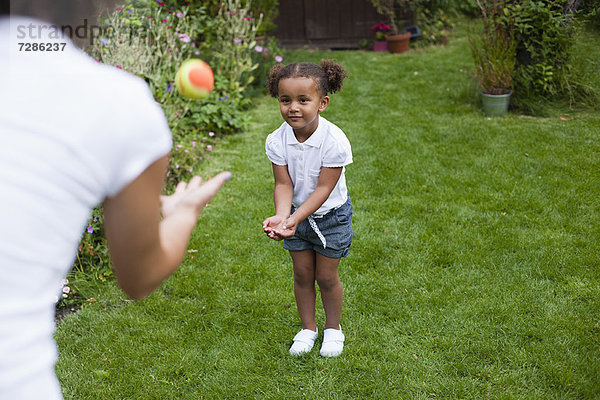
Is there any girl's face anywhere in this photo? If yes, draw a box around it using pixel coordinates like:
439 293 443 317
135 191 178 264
277 77 329 140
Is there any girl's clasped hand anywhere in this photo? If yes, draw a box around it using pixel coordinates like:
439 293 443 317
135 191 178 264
262 215 297 240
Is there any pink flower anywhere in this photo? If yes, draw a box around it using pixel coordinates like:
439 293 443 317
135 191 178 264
275 55 283 63
254 45 263 52
87 226 94 233
371 22 391 32
62 286 70 294
191 141 196 148
209 131 215 137
179 33 190 43
176 12 183 18
207 145 213 151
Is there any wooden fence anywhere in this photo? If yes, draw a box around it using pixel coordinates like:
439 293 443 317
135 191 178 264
272 0 384 49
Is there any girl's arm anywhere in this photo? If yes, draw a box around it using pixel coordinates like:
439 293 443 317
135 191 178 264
102 155 231 300
273 164 294 217
273 166 342 238
262 164 293 240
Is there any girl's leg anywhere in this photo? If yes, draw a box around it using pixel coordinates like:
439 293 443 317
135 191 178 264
315 253 343 330
290 250 317 331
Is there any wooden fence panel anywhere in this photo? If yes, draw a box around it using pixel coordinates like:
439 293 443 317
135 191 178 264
273 0 382 49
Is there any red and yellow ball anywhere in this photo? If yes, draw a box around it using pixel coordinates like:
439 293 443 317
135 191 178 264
175 59 214 100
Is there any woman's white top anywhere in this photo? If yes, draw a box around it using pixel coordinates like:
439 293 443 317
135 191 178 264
0 17 172 399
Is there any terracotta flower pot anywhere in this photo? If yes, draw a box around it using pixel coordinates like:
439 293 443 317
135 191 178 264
385 32 411 54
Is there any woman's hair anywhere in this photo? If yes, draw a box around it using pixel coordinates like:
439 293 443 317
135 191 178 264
267 59 348 98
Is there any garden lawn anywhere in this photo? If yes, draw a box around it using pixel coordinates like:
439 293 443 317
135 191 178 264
55 23 600 399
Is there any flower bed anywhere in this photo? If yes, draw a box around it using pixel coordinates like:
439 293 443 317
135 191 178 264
57 0 282 314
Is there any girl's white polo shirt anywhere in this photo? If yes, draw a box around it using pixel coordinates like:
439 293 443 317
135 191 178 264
265 116 352 215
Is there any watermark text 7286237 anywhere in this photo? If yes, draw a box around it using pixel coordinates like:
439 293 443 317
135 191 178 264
18 42 68 52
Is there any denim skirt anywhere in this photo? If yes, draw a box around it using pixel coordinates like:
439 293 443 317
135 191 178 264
283 196 353 258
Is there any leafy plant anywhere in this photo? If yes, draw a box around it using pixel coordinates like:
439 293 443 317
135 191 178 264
468 0 517 95
208 0 264 96
66 0 283 315
511 0 576 103
158 0 279 34
417 0 479 16
368 0 415 35
166 134 217 187
580 0 600 29
73 208 111 280
247 35 285 95
414 7 454 46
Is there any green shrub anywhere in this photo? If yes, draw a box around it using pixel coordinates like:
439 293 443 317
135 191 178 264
157 0 279 34
510 0 575 109
416 0 479 16
207 0 264 96
56 207 111 313
581 0 600 30
63 0 284 312
414 7 454 47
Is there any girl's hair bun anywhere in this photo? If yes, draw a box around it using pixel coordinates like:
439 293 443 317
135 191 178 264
320 59 347 94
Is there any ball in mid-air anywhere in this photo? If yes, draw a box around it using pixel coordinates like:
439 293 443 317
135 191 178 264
175 59 214 100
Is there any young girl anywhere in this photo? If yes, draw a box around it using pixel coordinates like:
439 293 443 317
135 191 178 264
262 60 352 357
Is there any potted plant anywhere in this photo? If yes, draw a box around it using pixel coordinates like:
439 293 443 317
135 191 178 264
468 0 517 116
369 0 412 53
371 22 390 52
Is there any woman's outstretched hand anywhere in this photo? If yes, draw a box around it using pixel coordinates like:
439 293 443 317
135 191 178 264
160 171 232 219
103 156 233 300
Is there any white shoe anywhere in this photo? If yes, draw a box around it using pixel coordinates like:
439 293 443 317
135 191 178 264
289 328 318 356
320 326 345 357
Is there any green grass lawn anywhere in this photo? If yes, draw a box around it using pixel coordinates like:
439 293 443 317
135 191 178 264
55 22 600 399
